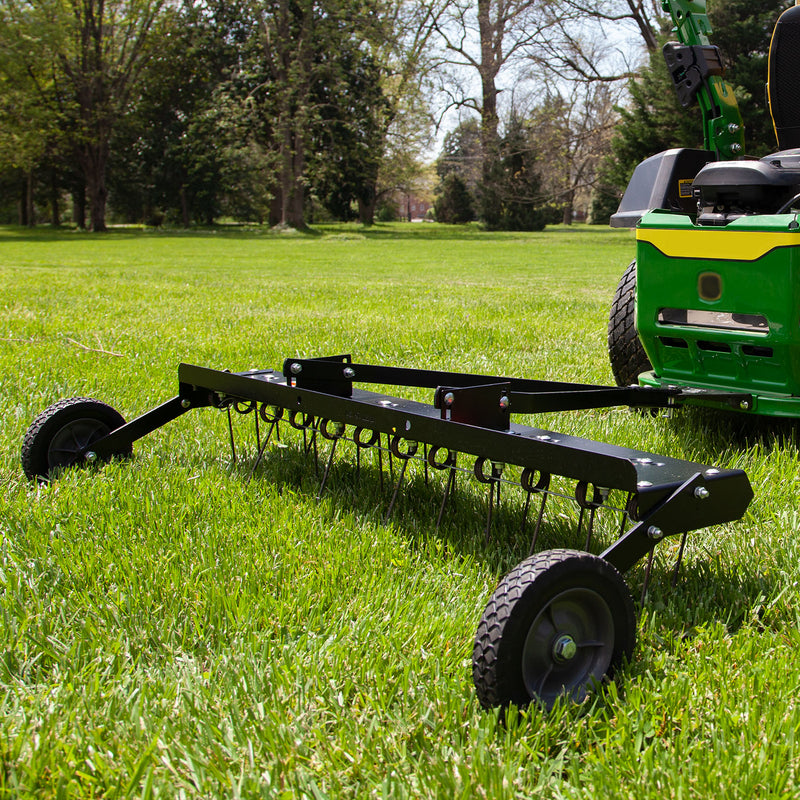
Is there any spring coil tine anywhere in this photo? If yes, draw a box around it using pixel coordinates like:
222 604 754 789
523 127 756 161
672 531 689 587
474 458 504 541
234 399 256 415
428 448 458 531
246 417 280 484
575 481 608 552
641 548 656 605
318 421 345 499
383 436 418 523
227 405 237 465
520 469 550 552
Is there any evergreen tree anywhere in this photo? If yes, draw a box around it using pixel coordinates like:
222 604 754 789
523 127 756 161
434 174 474 223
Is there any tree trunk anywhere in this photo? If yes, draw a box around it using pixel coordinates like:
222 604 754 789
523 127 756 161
77 138 110 231
358 183 376 225
179 185 190 227
50 170 60 226
26 170 35 227
19 180 27 226
72 184 86 229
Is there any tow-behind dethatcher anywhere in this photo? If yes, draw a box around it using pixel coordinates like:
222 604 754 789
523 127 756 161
22 356 753 708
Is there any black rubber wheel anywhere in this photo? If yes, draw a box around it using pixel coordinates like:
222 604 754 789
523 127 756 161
608 260 652 387
22 397 130 482
472 549 636 710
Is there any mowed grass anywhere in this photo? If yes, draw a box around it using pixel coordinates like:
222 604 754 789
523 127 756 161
2 222 800 798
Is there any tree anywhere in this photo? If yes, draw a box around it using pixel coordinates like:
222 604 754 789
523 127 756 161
526 82 621 223
0 0 169 231
434 173 474 222
435 117 482 192
479 113 547 231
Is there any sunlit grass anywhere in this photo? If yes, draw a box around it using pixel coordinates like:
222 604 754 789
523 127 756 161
2 222 799 797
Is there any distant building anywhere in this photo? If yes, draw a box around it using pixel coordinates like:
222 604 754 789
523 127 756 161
398 194 432 221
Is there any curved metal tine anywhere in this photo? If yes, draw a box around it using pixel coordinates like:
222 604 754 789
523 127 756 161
384 458 410 525
584 507 596 552
377 444 384 493
246 419 279 484
619 492 632 536
423 444 429 486
318 437 339 499
435 460 457 532
386 433 394 482
671 531 689 587
227 406 237 465
640 548 656 606
312 423 319 477
577 507 586 547
528 492 549 555
484 465 502 542
254 406 261 453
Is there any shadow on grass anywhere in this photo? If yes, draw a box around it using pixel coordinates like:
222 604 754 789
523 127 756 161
0 222 631 244
667 405 800 458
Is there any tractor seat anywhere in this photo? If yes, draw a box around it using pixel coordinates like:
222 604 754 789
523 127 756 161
769 4 800 152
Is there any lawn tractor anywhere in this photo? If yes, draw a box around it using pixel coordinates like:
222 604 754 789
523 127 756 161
609 0 800 420
21 0 781 712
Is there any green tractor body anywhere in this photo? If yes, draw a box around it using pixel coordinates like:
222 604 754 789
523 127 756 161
609 0 800 418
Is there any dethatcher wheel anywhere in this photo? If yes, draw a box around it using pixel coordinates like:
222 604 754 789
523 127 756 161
608 260 652 387
22 397 130 482
472 549 636 710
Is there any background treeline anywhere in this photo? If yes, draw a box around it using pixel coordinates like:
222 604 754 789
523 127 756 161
0 0 788 231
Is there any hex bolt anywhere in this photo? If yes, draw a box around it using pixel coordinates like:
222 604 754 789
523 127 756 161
443 391 455 407
85 451 98 463
730 143 742 153
552 634 577 662
181 398 191 409
728 123 741 133
499 395 510 410
694 486 710 500
740 400 750 411
290 362 302 375
343 367 355 379
647 525 663 540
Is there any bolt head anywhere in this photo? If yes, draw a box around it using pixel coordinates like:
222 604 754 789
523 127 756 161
694 486 710 500
647 525 663 540
499 395 510 410
290 362 302 375
181 398 191 409
730 143 742 153
443 391 455 407
84 451 98 463
343 367 355 379
740 400 750 411
552 634 577 662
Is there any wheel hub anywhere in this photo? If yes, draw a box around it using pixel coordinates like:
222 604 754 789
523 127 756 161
552 634 577 663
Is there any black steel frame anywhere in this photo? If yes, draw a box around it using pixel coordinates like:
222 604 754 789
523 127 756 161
88 355 753 574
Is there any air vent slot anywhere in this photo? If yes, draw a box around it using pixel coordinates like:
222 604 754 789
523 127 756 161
741 345 774 358
659 336 689 348
697 340 731 353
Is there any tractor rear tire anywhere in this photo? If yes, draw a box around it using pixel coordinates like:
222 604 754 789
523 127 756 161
472 549 636 710
22 397 130 482
608 260 652 387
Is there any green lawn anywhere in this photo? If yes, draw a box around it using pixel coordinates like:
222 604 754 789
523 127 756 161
2 222 799 798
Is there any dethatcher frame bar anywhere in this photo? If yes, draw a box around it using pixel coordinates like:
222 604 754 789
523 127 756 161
86 355 753 574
